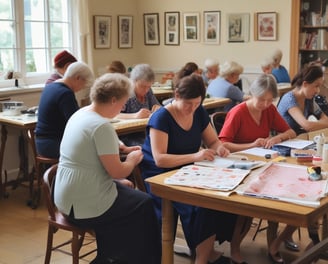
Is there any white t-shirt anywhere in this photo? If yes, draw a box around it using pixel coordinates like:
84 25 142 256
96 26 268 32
54 108 119 219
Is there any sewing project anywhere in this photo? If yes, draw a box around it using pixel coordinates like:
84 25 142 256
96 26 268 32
164 165 250 191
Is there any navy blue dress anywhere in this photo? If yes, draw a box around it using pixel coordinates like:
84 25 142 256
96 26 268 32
141 105 237 249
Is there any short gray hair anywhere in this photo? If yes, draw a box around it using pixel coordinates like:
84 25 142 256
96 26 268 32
204 58 219 69
90 73 132 104
64 61 94 88
130 64 155 82
219 61 243 78
249 73 278 98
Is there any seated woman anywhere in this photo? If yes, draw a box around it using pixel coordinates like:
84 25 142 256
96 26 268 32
141 73 250 264
219 74 297 264
207 61 250 111
54 73 161 264
35 61 94 159
202 58 220 87
117 63 161 146
278 64 328 135
271 49 291 84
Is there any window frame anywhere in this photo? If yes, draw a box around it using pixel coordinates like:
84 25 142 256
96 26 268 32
0 0 76 89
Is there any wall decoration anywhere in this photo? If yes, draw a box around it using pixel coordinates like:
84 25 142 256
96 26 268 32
118 15 133 48
255 12 278 41
143 13 160 45
164 12 180 45
204 11 220 44
94 15 111 49
227 13 250 42
183 12 200 42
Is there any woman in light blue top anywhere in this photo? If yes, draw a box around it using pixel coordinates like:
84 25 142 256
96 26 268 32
207 61 250 111
54 73 161 264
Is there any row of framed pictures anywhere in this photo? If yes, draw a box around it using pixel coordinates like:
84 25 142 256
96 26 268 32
93 11 277 49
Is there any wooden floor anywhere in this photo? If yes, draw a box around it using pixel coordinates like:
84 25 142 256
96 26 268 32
1 185 328 264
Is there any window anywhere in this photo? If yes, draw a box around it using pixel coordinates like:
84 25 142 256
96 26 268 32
0 0 74 87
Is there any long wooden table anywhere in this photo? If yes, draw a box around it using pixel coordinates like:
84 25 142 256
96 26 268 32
0 113 37 198
146 156 328 264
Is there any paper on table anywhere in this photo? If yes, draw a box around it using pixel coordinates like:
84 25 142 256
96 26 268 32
164 165 250 191
195 156 266 170
274 139 314 149
239 147 279 158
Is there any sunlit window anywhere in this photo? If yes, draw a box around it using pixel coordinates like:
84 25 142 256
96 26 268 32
0 0 73 86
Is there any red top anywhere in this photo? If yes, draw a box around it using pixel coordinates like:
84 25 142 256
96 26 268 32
219 102 290 143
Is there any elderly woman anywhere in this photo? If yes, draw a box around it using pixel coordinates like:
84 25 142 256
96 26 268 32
207 61 250 111
271 49 291 84
219 74 297 264
54 73 161 264
45 50 77 85
117 63 161 146
35 61 94 159
202 58 220 87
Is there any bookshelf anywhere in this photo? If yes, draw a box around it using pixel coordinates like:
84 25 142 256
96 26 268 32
290 0 328 77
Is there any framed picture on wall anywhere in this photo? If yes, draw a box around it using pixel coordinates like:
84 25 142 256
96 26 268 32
204 11 220 44
227 13 250 43
143 13 160 45
183 12 200 42
255 12 278 41
118 15 133 48
93 15 111 49
164 12 180 45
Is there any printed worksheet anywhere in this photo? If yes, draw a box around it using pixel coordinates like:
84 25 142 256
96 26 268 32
164 165 250 191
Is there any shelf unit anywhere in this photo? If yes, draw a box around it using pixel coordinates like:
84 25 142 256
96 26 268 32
290 0 328 77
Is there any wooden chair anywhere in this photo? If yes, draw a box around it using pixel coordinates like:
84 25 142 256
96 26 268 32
43 164 96 264
26 129 58 209
130 165 147 192
210 111 227 134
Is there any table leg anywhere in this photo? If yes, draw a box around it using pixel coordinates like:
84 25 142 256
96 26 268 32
292 236 328 263
0 124 8 198
162 198 174 264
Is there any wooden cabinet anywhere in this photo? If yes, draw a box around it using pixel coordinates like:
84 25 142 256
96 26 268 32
290 0 328 77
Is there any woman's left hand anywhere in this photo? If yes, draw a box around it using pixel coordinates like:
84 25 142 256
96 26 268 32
119 144 141 154
116 179 135 189
216 145 230 157
264 137 280 149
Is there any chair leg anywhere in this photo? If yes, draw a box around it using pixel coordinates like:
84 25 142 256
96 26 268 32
44 226 54 264
72 232 80 264
252 219 268 241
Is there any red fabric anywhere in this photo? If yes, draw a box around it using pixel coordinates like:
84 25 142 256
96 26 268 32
219 102 290 143
54 50 77 68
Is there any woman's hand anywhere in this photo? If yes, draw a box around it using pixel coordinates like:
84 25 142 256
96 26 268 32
116 179 134 188
126 149 143 165
135 108 151 118
194 148 217 162
216 145 230 157
264 137 280 149
119 144 141 154
252 138 267 148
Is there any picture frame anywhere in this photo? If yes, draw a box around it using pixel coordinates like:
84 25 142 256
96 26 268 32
204 11 220 44
255 12 278 41
93 15 111 49
227 13 250 43
183 12 200 42
164 12 180 45
143 13 160 45
118 15 133 48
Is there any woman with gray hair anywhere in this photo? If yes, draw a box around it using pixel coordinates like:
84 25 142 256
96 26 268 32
55 73 161 264
35 61 94 159
207 61 250 111
117 63 161 146
202 58 219 87
219 74 296 264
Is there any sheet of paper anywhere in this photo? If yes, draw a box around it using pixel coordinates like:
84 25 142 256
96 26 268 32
239 147 278 158
164 165 250 191
274 139 314 149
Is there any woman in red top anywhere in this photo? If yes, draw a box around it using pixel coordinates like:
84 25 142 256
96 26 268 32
219 74 296 264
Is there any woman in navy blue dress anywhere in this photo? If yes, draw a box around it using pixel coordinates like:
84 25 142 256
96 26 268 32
141 74 247 264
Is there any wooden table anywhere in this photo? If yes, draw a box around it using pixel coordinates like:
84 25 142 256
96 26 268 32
152 87 173 102
0 113 37 198
278 84 292 97
146 159 328 264
111 118 149 136
202 97 231 110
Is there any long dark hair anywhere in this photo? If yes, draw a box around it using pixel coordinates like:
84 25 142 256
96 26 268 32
291 64 323 88
173 62 199 88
